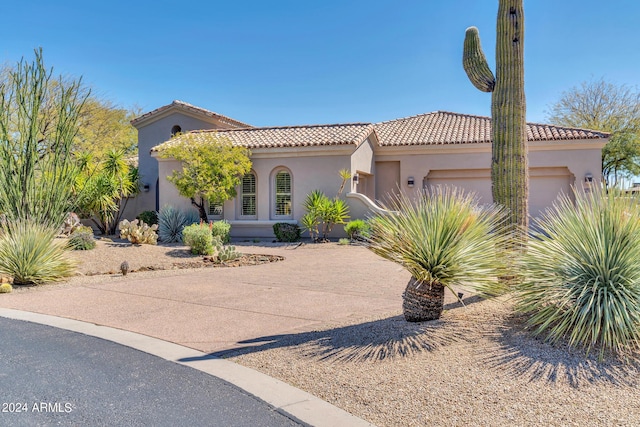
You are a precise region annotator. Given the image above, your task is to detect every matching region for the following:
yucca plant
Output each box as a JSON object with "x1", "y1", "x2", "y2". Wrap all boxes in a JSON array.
[
  {"x1": 368, "y1": 187, "x2": 508, "y2": 322},
  {"x1": 0, "y1": 220, "x2": 77, "y2": 285},
  {"x1": 516, "y1": 188, "x2": 640, "y2": 360}
]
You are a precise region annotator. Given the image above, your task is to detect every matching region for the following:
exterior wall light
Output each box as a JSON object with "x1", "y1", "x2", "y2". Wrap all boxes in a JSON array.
[
  {"x1": 353, "y1": 174, "x2": 359, "y2": 184},
  {"x1": 407, "y1": 176, "x2": 415, "y2": 188},
  {"x1": 584, "y1": 173, "x2": 593, "y2": 183},
  {"x1": 143, "y1": 183, "x2": 151, "y2": 192}
]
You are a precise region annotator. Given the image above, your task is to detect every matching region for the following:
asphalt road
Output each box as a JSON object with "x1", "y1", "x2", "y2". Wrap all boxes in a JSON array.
[{"x1": 0, "y1": 317, "x2": 302, "y2": 427}]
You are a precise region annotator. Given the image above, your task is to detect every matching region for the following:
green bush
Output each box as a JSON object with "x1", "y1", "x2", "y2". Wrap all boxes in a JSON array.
[
  {"x1": 68, "y1": 225, "x2": 96, "y2": 250},
  {"x1": 119, "y1": 219, "x2": 158, "y2": 245},
  {"x1": 183, "y1": 223, "x2": 217, "y2": 255},
  {"x1": 338, "y1": 238, "x2": 351, "y2": 245},
  {"x1": 0, "y1": 283, "x2": 12, "y2": 293},
  {"x1": 0, "y1": 220, "x2": 77, "y2": 285},
  {"x1": 516, "y1": 189, "x2": 640, "y2": 359},
  {"x1": 273, "y1": 222, "x2": 301, "y2": 242},
  {"x1": 136, "y1": 210, "x2": 158, "y2": 226},
  {"x1": 211, "y1": 220, "x2": 231, "y2": 244},
  {"x1": 344, "y1": 219, "x2": 371, "y2": 240},
  {"x1": 158, "y1": 205, "x2": 199, "y2": 243}
]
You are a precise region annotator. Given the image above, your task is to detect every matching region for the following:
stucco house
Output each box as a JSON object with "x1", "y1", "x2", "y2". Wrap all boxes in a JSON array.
[{"x1": 130, "y1": 100, "x2": 608, "y2": 238}]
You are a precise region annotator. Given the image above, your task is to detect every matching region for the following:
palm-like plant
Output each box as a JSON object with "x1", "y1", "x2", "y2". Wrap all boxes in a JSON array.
[
  {"x1": 302, "y1": 190, "x2": 350, "y2": 242},
  {"x1": 368, "y1": 187, "x2": 508, "y2": 322},
  {"x1": 75, "y1": 150, "x2": 139, "y2": 234},
  {"x1": 516, "y1": 188, "x2": 640, "y2": 359}
]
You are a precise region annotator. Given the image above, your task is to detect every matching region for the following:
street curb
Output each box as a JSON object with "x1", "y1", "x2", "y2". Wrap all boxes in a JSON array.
[{"x1": 0, "y1": 308, "x2": 375, "y2": 427}]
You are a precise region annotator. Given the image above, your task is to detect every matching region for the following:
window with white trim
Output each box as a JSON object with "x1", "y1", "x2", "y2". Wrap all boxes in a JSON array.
[
  {"x1": 240, "y1": 172, "x2": 257, "y2": 217},
  {"x1": 273, "y1": 169, "x2": 292, "y2": 218}
]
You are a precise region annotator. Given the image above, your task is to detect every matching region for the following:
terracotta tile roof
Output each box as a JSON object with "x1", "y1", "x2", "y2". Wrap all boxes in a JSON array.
[
  {"x1": 131, "y1": 100, "x2": 251, "y2": 129},
  {"x1": 374, "y1": 111, "x2": 610, "y2": 146},
  {"x1": 152, "y1": 123, "x2": 375, "y2": 151}
]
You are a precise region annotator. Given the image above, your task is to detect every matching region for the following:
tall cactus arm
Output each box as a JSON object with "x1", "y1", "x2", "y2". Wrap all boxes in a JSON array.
[{"x1": 463, "y1": 27, "x2": 495, "y2": 92}]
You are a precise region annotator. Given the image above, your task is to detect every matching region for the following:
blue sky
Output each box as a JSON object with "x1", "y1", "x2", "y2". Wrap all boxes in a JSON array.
[{"x1": 1, "y1": 1, "x2": 638, "y2": 127}]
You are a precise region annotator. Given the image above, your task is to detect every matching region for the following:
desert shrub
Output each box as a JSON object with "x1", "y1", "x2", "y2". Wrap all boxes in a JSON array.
[
  {"x1": 211, "y1": 220, "x2": 231, "y2": 244},
  {"x1": 367, "y1": 187, "x2": 508, "y2": 320},
  {"x1": 338, "y1": 238, "x2": 351, "y2": 245},
  {"x1": 516, "y1": 188, "x2": 640, "y2": 359},
  {"x1": 119, "y1": 219, "x2": 158, "y2": 245},
  {"x1": 68, "y1": 225, "x2": 96, "y2": 250},
  {"x1": 0, "y1": 220, "x2": 77, "y2": 285},
  {"x1": 0, "y1": 283, "x2": 12, "y2": 293},
  {"x1": 344, "y1": 219, "x2": 371, "y2": 240},
  {"x1": 158, "y1": 205, "x2": 199, "y2": 243},
  {"x1": 136, "y1": 210, "x2": 158, "y2": 226},
  {"x1": 273, "y1": 222, "x2": 301, "y2": 242},
  {"x1": 183, "y1": 223, "x2": 218, "y2": 255}
]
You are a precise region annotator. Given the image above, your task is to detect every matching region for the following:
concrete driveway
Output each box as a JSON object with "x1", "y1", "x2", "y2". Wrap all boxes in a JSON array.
[{"x1": 0, "y1": 243, "x2": 414, "y2": 354}]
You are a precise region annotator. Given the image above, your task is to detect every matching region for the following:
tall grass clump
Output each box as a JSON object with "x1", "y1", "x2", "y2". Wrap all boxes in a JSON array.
[
  {"x1": 368, "y1": 186, "x2": 508, "y2": 321},
  {"x1": 516, "y1": 188, "x2": 640, "y2": 359},
  {"x1": 0, "y1": 220, "x2": 76, "y2": 284},
  {"x1": 158, "y1": 205, "x2": 199, "y2": 243}
]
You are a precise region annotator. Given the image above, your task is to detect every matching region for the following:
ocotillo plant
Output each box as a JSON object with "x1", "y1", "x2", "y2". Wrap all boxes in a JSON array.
[{"x1": 462, "y1": 0, "x2": 528, "y2": 244}]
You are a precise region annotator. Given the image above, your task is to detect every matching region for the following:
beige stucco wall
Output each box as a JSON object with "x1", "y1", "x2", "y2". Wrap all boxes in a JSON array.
[
  {"x1": 371, "y1": 140, "x2": 604, "y2": 218},
  {"x1": 350, "y1": 137, "x2": 376, "y2": 198},
  {"x1": 155, "y1": 145, "x2": 355, "y2": 238}
]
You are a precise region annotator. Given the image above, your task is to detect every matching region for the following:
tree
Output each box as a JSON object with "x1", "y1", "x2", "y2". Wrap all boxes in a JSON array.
[
  {"x1": 463, "y1": 0, "x2": 528, "y2": 246},
  {"x1": 546, "y1": 78, "x2": 640, "y2": 187},
  {"x1": 0, "y1": 48, "x2": 88, "y2": 227},
  {"x1": 74, "y1": 150, "x2": 139, "y2": 234},
  {"x1": 74, "y1": 98, "x2": 140, "y2": 158},
  {"x1": 157, "y1": 133, "x2": 252, "y2": 221}
]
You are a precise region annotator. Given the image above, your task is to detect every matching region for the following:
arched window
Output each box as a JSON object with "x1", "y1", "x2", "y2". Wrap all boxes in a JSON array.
[
  {"x1": 171, "y1": 125, "x2": 182, "y2": 137},
  {"x1": 272, "y1": 168, "x2": 292, "y2": 219},
  {"x1": 240, "y1": 172, "x2": 257, "y2": 218}
]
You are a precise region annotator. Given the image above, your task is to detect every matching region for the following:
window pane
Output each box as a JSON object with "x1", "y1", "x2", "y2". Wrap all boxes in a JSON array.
[
  {"x1": 274, "y1": 171, "x2": 292, "y2": 217},
  {"x1": 241, "y1": 173, "x2": 256, "y2": 216},
  {"x1": 276, "y1": 172, "x2": 291, "y2": 193},
  {"x1": 242, "y1": 195, "x2": 256, "y2": 216},
  {"x1": 242, "y1": 174, "x2": 256, "y2": 193},
  {"x1": 276, "y1": 195, "x2": 291, "y2": 216}
]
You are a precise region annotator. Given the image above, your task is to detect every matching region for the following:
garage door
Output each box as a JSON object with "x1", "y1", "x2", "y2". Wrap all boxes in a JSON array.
[{"x1": 424, "y1": 167, "x2": 574, "y2": 218}]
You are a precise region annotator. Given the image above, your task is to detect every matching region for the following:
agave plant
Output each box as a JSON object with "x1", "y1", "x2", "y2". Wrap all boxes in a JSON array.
[
  {"x1": 158, "y1": 205, "x2": 199, "y2": 243},
  {"x1": 368, "y1": 187, "x2": 508, "y2": 322},
  {"x1": 0, "y1": 220, "x2": 77, "y2": 285},
  {"x1": 516, "y1": 188, "x2": 640, "y2": 359}
]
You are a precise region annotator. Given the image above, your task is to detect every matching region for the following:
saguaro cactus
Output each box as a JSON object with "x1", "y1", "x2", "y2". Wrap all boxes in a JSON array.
[{"x1": 463, "y1": 0, "x2": 528, "y2": 241}]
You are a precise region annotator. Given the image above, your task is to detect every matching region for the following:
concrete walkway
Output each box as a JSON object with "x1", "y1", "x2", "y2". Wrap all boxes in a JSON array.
[{"x1": 0, "y1": 243, "x2": 430, "y2": 426}]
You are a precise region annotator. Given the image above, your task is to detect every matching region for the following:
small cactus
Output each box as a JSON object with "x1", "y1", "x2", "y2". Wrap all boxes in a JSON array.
[
  {"x1": 119, "y1": 219, "x2": 158, "y2": 245},
  {"x1": 120, "y1": 261, "x2": 130, "y2": 276},
  {"x1": 215, "y1": 242, "x2": 241, "y2": 262}
]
